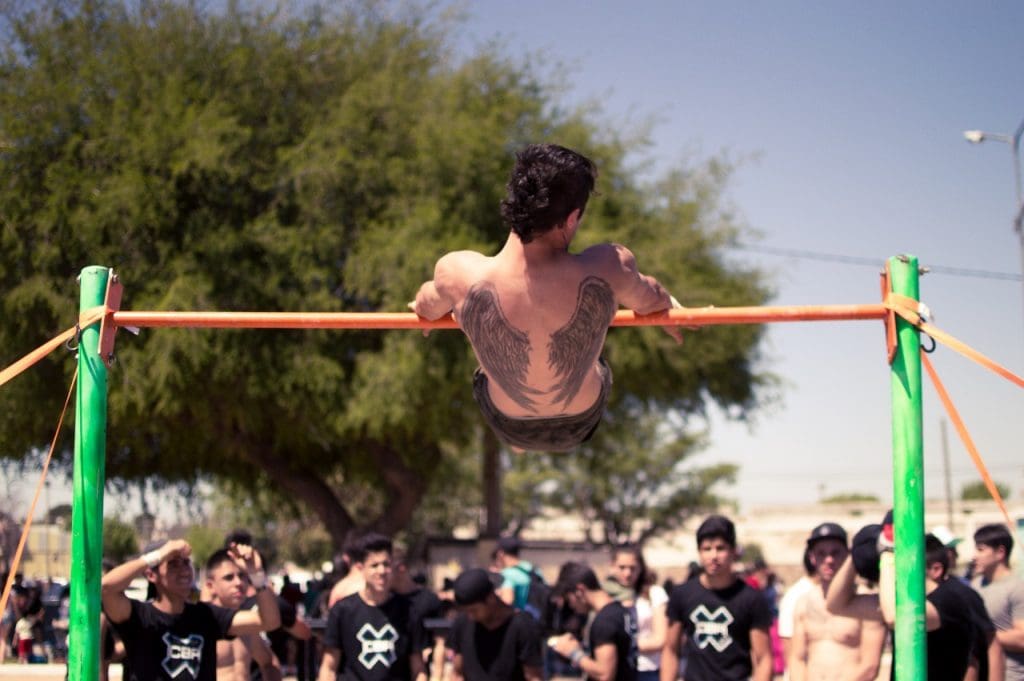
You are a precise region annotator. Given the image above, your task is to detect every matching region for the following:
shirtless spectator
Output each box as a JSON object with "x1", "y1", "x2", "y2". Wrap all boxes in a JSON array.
[
  {"x1": 789, "y1": 523, "x2": 885, "y2": 681},
  {"x1": 203, "y1": 549, "x2": 282, "y2": 681},
  {"x1": 328, "y1": 540, "x2": 365, "y2": 609},
  {"x1": 412, "y1": 143, "x2": 683, "y2": 452},
  {"x1": 101, "y1": 539, "x2": 279, "y2": 681}
]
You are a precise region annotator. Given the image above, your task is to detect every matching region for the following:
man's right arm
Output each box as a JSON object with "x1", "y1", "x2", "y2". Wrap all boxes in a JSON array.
[
  {"x1": 101, "y1": 538, "x2": 190, "y2": 624},
  {"x1": 660, "y1": 620, "x2": 683, "y2": 681},
  {"x1": 600, "y1": 244, "x2": 683, "y2": 343}
]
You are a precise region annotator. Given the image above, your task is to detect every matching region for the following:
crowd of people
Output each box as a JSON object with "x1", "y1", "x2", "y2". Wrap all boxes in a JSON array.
[{"x1": 48, "y1": 511, "x2": 1017, "y2": 681}]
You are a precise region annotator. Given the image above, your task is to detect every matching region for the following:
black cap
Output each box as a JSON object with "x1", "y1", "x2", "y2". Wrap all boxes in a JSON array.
[
  {"x1": 453, "y1": 568, "x2": 503, "y2": 606},
  {"x1": 850, "y1": 524, "x2": 882, "y2": 582},
  {"x1": 496, "y1": 536, "x2": 521, "y2": 555},
  {"x1": 807, "y1": 523, "x2": 848, "y2": 547}
]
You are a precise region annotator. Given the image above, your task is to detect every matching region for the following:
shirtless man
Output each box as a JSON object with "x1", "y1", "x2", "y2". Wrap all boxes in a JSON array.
[
  {"x1": 412, "y1": 143, "x2": 682, "y2": 452},
  {"x1": 789, "y1": 523, "x2": 885, "y2": 681},
  {"x1": 204, "y1": 549, "x2": 282, "y2": 681}
]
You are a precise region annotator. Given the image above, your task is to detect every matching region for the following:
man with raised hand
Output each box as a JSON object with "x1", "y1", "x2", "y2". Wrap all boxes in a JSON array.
[
  {"x1": 203, "y1": 548, "x2": 283, "y2": 681},
  {"x1": 788, "y1": 523, "x2": 885, "y2": 681},
  {"x1": 412, "y1": 143, "x2": 683, "y2": 452},
  {"x1": 102, "y1": 538, "x2": 280, "y2": 681}
]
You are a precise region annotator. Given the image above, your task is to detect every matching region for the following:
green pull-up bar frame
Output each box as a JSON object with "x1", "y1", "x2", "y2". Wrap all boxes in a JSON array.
[{"x1": 66, "y1": 257, "x2": 928, "y2": 680}]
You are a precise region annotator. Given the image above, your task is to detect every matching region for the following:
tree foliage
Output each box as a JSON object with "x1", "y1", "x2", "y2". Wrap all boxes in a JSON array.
[
  {"x1": 0, "y1": 1, "x2": 771, "y2": 549},
  {"x1": 102, "y1": 516, "x2": 138, "y2": 563},
  {"x1": 961, "y1": 480, "x2": 1010, "y2": 502}
]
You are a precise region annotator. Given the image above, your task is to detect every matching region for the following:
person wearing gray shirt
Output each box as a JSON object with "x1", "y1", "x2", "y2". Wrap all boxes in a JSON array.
[{"x1": 973, "y1": 523, "x2": 1024, "y2": 680}]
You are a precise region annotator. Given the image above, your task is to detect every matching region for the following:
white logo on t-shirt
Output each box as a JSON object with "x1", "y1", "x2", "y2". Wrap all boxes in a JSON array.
[
  {"x1": 690, "y1": 604, "x2": 734, "y2": 652},
  {"x1": 161, "y1": 632, "x2": 203, "y2": 678},
  {"x1": 356, "y1": 622, "x2": 398, "y2": 669}
]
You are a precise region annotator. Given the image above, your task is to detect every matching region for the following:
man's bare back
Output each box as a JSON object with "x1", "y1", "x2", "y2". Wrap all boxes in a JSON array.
[{"x1": 412, "y1": 144, "x2": 680, "y2": 450}]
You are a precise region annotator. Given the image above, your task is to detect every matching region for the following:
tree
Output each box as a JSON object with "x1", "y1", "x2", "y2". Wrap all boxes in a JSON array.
[
  {"x1": 0, "y1": 1, "x2": 771, "y2": 549},
  {"x1": 504, "y1": 405, "x2": 737, "y2": 546},
  {"x1": 961, "y1": 480, "x2": 1011, "y2": 502},
  {"x1": 102, "y1": 517, "x2": 138, "y2": 563},
  {"x1": 822, "y1": 493, "x2": 880, "y2": 504}
]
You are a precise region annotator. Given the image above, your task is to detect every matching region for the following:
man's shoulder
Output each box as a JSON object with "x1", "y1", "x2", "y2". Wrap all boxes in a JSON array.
[{"x1": 436, "y1": 249, "x2": 489, "y2": 274}]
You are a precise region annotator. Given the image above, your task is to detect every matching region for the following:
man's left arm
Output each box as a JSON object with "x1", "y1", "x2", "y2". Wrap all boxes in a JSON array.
[
  {"x1": 750, "y1": 626, "x2": 774, "y2": 681},
  {"x1": 226, "y1": 545, "x2": 280, "y2": 635},
  {"x1": 996, "y1": 620, "x2": 1024, "y2": 652}
]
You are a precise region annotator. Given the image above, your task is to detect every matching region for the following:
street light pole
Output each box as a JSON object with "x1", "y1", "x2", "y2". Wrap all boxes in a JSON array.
[{"x1": 964, "y1": 117, "x2": 1024, "y2": 331}]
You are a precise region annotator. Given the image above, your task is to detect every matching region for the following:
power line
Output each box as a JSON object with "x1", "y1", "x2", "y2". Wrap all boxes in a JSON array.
[{"x1": 731, "y1": 244, "x2": 1023, "y2": 282}]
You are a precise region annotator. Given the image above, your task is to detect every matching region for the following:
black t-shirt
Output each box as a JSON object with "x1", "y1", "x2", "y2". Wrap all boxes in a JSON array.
[
  {"x1": 924, "y1": 578, "x2": 981, "y2": 681},
  {"x1": 588, "y1": 600, "x2": 637, "y2": 681},
  {"x1": 323, "y1": 592, "x2": 419, "y2": 680},
  {"x1": 666, "y1": 578, "x2": 773, "y2": 681},
  {"x1": 109, "y1": 599, "x2": 235, "y2": 681},
  {"x1": 448, "y1": 610, "x2": 542, "y2": 681},
  {"x1": 407, "y1": 587, "x2": 442, "y2": 652}
]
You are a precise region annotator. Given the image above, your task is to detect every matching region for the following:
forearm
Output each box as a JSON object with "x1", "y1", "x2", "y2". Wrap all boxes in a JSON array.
[
  {"x1": 101, "y1": 557, "x2": 148, "y2": 594},
  {"x1": 751, "y1": 650, "x2": 774, "y2": 681},
  {"x1": 825, "y1": 556, "x2": 858, "y2": 615},
  {"x1": 878, "y1": 552, "x2": 896, "y2": 627},
  {"x1": 254, "y1": 587, "x2": 281, "y2": 631},
  {"x1": 660, "y1": 645, "x2": 679, "y2": 681},
  {"x1": 577, "y1": 654, "x2": 615, "y2": 681},
  {"x1": 996, "y1": 627, "x2": 1024, "y2": 652}
]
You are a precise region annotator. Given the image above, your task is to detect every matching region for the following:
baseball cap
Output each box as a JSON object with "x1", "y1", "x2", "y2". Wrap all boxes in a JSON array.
[
  {"x1": 806, "y1": 522, "x2": 848, "y2": 547},
  {"x1": 850, "y1": 524, "x2": 882, "y2": 582},
  {"x1": 453, "y1": 568, "x2": 503, "y2": 606},
  {"x1": 931, "y1": 525, "x2": 962, "y2": 548}
]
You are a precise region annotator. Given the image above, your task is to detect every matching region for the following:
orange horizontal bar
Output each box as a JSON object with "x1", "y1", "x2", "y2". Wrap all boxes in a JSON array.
[{"x1": 111, "y1": 303, "x2": 888, "y2": 330}]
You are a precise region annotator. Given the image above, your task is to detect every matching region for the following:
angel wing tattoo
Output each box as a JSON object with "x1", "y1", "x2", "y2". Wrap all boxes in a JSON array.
[
  {"x1": 461, "y1": 282, "x2": 543, "y2": 412},
  {"x1": 547, "y1": 277, "x2": 616, "y2": 407}
]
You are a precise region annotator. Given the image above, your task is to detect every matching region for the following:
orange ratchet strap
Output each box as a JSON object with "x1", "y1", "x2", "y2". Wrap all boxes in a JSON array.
[
  {"x1": 0, "y1": 369, "x2": 77, "y2": 619},
  {"x1": 921, "y1": 353, "x2": 1013, "y2": 527},
  {"x1": 884, "y1": 293, "x2": 1024, "y2": 390},
  {"x1": 0, "y1": 306, "x2": 105, "y2": 389}
]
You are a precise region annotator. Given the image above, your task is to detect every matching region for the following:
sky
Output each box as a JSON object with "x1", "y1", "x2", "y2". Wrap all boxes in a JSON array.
[
  {"x1": 4, "y1": 1, "x2": 1022, "y2": 523},
  {"x1": 448, "y1": 1, "x2": 1024, "y2": 509}
]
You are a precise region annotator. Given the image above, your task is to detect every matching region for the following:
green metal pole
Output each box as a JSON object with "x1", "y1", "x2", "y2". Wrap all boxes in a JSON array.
[
  {"x1": 68, "y1": 266, "x2": 108, "y2": 681},
  {"x1": 889, "y1": 255, "x2": 926, "y2": 681}
]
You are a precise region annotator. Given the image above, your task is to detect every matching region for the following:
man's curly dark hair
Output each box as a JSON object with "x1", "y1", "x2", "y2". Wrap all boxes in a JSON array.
[{"x1": 500, "y1": 144, "x2": 597, "y2": 244}]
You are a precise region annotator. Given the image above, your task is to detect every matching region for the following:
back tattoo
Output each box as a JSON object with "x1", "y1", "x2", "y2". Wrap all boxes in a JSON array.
[{"x1": 461, "y1": 277, "x2": 616, "y2": 412}]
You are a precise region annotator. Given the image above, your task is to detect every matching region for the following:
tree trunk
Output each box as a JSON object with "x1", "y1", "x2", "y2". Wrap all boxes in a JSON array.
[
  {"x1": 482, "y1": 428, "x2": 502, "y2": 538},
  {"x1": 245, "y1": 445, "x2": 356, "y2": 549}
]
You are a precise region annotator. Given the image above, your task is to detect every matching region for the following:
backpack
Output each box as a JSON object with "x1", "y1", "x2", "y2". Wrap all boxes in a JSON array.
[{"x1": 515, "y1": 564, "x2": 552, "y2": 622}]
